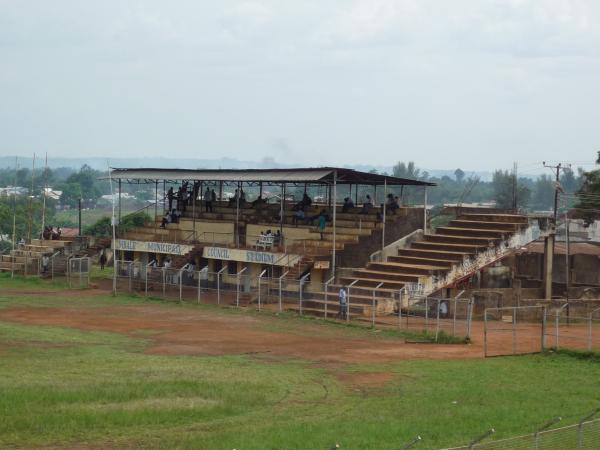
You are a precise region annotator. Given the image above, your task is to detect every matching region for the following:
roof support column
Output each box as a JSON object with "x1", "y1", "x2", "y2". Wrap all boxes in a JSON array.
[
  {"x1": 423, "y1": 185, "x2": 428, "y2": 235},
  {"x1": 154, "y1": 180, "x2": 158, "y2": 232},
  {"x1": 332, "y1": 170, "x2": 337, "y2": 277},
  {"x1": 382, "y1": 177, "x2": 387, "y2": 253},
  {"x1": 280, "y1": 183, "x2": 285, "y2": 241},
  {"x1": 236, "y1": 181, "x2": 240, "y2": 248},
  {"x1": 193, "y1": 181, "x2": 199, "y2": 240},
  {"x1": 118, "y1": 179, "x2": 122, "y2": 237}
]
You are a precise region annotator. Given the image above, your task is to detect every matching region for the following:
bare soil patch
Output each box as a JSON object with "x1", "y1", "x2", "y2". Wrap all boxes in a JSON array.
[{"x1": 0, "y1": 302, "x2": 482, "y2": 365}]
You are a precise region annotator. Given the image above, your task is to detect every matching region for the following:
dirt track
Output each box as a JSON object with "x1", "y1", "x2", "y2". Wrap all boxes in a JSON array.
[{"x1": 0, "y1": 293, "x2": 483, "y2": 364}]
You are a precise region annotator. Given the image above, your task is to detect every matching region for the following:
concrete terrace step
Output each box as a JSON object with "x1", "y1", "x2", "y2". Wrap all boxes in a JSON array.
[
  {"x1": 340, "y1": 276, "x2": 408, "y2": 289},
  {"x1": 435, "y1": 227, "x2": 511, "y2": 238},
  {"x1": 350, "y1": 269, "x2": 421, "y2": 282},
  {"x1": 424, "y1": 234, "x2": 499, "y2": 246},
  {"x1": 449, "y1": 219, "x2": 525, "y2": 231},
  {"x1": 368, "y1": 261, "x2": 450, "y2": 274},
  {"x1": 387, "y1": 255, "x2": 454, "y2": 269},
  {"x1": 411, "y1": 241, "x2": 483, "y2": 254},
  {"x1": 458, "y1": 213, "x2": 528, "y2": 224},
  {"x1": 396, "y1": 248, "x2": 471, "y2": 261}
]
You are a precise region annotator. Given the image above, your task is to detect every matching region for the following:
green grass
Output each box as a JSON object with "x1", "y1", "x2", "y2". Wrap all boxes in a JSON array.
[
  {"x1": 1, "y1": 292, "x2": 600, "y2": 449},
  {"x1": 0, "y1": 272, "x2": 68, "y2": 290}
]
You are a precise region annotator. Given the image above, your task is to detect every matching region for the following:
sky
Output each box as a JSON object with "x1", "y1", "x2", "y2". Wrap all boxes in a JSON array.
[{"x1": 1, "y1": 0, "x2": 599, "y2": 172}]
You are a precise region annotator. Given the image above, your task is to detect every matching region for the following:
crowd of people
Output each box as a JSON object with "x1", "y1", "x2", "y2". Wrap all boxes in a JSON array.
[
  {"x1": 41, "y1": 226, "x2": 62, "y2": 240},
  {"x1": 159, "y1": 183, "x2": 402, "y2": 236}
]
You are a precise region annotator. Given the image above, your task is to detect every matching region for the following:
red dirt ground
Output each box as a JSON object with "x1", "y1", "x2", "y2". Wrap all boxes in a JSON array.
[
  {"x1": 0, "y1": 291, "x2": 482, "y2": 365},
  {"x1": 2, "y1": 287, "x2": 594, "y2": 367}
]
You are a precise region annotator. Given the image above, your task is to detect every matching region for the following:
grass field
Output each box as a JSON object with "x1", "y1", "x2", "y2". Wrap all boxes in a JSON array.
[{"x1": 1, "y1": 280, "x2": 600, "y2": 449}]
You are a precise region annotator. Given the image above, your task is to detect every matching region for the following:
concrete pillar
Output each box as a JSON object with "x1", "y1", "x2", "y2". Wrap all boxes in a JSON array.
[{"x1": 544, "y1": 234, "x2": 555, "y2": 300}]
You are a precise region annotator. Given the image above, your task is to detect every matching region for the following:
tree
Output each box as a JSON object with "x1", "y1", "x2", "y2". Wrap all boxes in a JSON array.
[
  {"x1": 531, "y1": 175, "x2": 555, "y2": 211},
  {"x1": 58, "y1": 165, "x2": 104, "y2": 208},
  {"x1": 575, "y1": 151, "x2": 600, "y2": 225},
  {"x1": 492, "y1": 170, "x2": 530, "y2": 209},
  {"x1": 393, "y1": 162, "x2": 421, "y2": 180},
  {"x1": 454, "y1": 168, "x2": 465, "y2": 183}
]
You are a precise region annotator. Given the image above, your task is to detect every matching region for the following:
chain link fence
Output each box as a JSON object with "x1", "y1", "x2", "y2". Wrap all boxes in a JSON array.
[
  {"x1": 484, "y1": 306, "x2": 546, "y2": 357},
  {"x1": 113, "y1": 260, "x2": 472, "y2": 341},
  {"x1": 484, "y1": 303, "x2": 600, "y2": 357},
  {"x1": 445, "y1": 414, "x2": 600, "y2": 450}
]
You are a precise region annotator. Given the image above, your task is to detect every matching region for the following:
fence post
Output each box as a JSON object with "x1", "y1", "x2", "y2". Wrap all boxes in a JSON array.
[
  {"x1": 589, "y1": 313, "x2": 593, "y2": 351},
  {"x1": 258, "y1": 269, "x2": 267, "y2": 311},
  {"x1": 512, "y1": 306, "x2": 517, "y2": 355},
  {"x1": 162, "y1": 268, "x2": 166, "y2": 297},
  {"x1": 542, "y1": 307, "x2": 547, "y2": 352},
  {"x1": 346, "y1": 279, "x2": 359, "y2": 323},
  {"x1": 534, "y1": 417, "x2": 562, "y2": 450},
  {"x1": 371, "y1": 282, "x2": 383, "y2": 328},
  {"x1": 398, "y1": 287, "x2": 405, "y2": 330},
  {"x1": 324, "y1": 276, "x2": 335, "y2": 320},
  {"x1": 236, "y1": 267, "x2": 247, "y2": 307},
  {"x1": 179, "y1": 268, "x2": 183, "y2": 302},
  {"x1": 578, "y1": 409, "x2": 600, "y2": 450},
  {"x1": 197, "y1": 271, "x2": 202, "y2": 304},
  {"x1": 555, "y1": 311, "x2": 560, "y2": 349},
  {"x1": 425, "y1": 297, "x2": 429, "y2": 332},
  {"x1": 484, "y1": 309, "x2": 488, "y2": 357},
  {"x1": 468, "y1": 429, "x2": 495, "y2": 450},
  {"x1": 217, "y1": 265, "x2": 227, "y2": 305},
  {"x1": 435, "y1": 299, "x2": 441, "y2": 342},
  {"x1": 466, "y1": 299, "x2": 473, "y2": 340},
  {"x1": 128, "y1": 261, "x2": 132, "y2": 292},
  {"x1": 299, "y1": 273, "x2": 310, "y2": 316}
]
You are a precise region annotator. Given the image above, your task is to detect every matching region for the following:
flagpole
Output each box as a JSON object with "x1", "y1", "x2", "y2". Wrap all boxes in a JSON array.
[
  {"x1": 41, "y1": 153, "x2": 48, "y2": 239},
  {"x1": 27, "y1": 153, "x2": 36, "y2": 242},
  {"x1": 108, "y1": 163, "x2": 117, "y2": 295}
]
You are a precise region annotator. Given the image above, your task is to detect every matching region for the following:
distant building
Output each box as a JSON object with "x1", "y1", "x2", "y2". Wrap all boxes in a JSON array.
[{"x1": 0, "y1": 186, "x2": 29, "y2": 197}]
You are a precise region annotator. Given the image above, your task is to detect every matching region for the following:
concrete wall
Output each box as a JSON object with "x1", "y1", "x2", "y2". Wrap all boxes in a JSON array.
[{"x1": 338, "y1": 207, "x2": 424, "y2": 268}]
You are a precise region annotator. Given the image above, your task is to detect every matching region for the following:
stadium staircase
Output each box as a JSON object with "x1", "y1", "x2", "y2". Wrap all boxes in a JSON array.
[
  {"x1": 0, "y1": 238, "x2": 77, "y2": 275},
  {"x1": 289, "y1": 212, "x2": 531, "y2": 319}
]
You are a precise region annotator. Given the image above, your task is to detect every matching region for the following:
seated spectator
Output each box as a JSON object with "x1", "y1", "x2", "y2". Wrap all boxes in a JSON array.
[
  {"x1": 342, "y1": 197, "x2": 354, "y2": 213},
  {"x1": 251, "y1": 195, "x2": 266, "y2": 208},
  {"x1": 160, "y1": 212, "x2": 171, "y2": 228},
  {"x1": 386, "y1": 193, "x2": 399, "y2": 215}
]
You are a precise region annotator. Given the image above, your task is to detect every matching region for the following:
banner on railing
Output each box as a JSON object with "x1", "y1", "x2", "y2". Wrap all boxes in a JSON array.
[
  {"x1": 203, "y1": 246, "x2": 301, "y2": 267},
  {"x1": 113, "y1": 239, "x2": 194, "y2": 255}
]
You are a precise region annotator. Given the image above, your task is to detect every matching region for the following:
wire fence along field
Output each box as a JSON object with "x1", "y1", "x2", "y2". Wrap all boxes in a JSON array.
[
  {"x1": 445, "y1": 411, "x2": 600, "y2": 450},
  {"x1": 484, "y1": 304, "x2": 600, "y2": 357},
  {"x1": 113, "y1": 260, "x2": 473, "y2": 341}
]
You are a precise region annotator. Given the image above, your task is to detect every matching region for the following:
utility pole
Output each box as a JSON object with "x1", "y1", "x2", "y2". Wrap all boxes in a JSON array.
[
  {"x1": 543, "y1": 161, "x2": 563, "y2": 225},
  {"x1": 511, "y1": 162, "x2": 518, "y2": 211}
]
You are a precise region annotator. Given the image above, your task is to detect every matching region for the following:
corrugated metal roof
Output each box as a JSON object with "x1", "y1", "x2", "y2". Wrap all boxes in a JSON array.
[{"x1": 107, "y1": 167, "x2": 435, "y2": 186}]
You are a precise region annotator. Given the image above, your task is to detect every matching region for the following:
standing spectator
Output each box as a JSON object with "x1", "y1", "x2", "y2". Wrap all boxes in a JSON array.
[
  {"x1": 167, "y1": 187, "x2": 174, "y2": 210},
  {"x1": 204, "y1": 187, "x2": 212, "y2": 212},
  {"x1": 99, "y1": 251, "x2": 107, "y2": 270},
  {"x1": 317, "y1": 210, "x2": 328, "y2": 239},
  {"x1": 42, "y1": 254, "x2": 49, "y2": 273},
  {"x1": 211, "y1": 189, "x2": 216, "y2": 204},
  {"x1": 338, "y1": 287, "x2": 348, "y2": 320}
]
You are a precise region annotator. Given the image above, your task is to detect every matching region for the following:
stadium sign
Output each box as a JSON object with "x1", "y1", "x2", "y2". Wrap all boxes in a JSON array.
[
  {"x1": 203, "y1": 246, "x2": 300, "y2": 267},
  {"x1": 112, "y1": 239, "x2": 194, "y2": 256}
]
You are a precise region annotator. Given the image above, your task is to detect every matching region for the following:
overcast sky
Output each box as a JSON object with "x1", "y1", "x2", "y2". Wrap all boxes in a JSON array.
[{"x1": 1, "y1": 0, "x2": 599, "y2": 171}]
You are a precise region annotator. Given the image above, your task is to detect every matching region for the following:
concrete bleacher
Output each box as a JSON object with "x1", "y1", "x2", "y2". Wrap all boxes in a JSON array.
[
  {"x1": 0, "y1": 238, "x2": 76, "y2": 274},
  {"x1": 293, "y1": 212, "x2": 529, "y2": 318}
]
